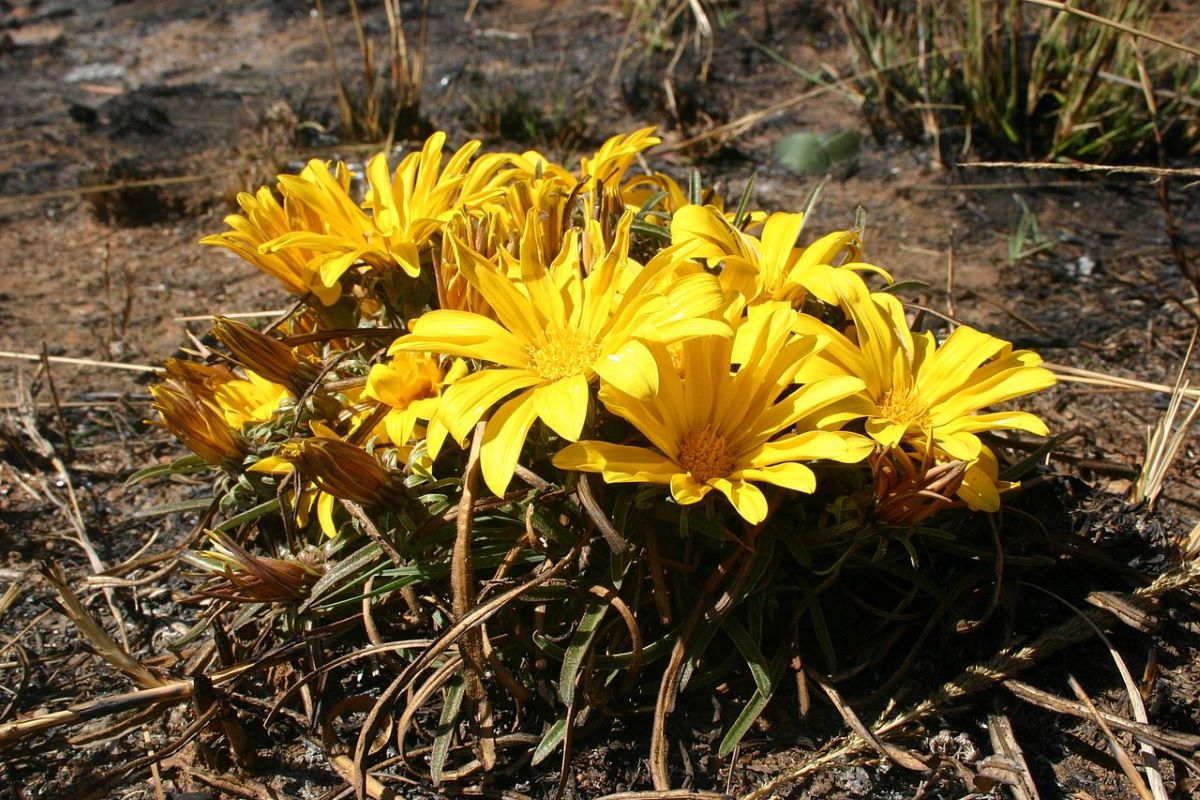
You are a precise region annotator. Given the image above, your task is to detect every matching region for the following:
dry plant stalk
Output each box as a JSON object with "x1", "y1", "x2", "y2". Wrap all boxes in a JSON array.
[{"x1": 1131, "y1": 331, "x2": 1199, "y2": 508}]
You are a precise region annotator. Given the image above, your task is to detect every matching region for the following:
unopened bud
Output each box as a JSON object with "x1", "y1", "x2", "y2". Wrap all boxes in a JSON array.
[{"x1": 212, "y1": 316, "x2": 316, "y2": 393}]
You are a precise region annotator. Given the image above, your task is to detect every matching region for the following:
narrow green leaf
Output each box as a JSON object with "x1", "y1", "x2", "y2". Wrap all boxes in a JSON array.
[
  {"x1": 559, "y1": 601, "x2": 609, "y2": 706},
  {"x1": 724, "y1": 617, "x2": 771, "y2": 695},
  {"x1": 531, "y1": 718, "x2": 568, "y2": 766},
  {"x1": 717, "y1": 645, "x2": 789, "y2": 758},
  {"x1": 214, "y1": 498, "x2": 281, "y2": 532},
  {"x1": 717, "y1": 689, "x2": 770, "y2": 758},
  {"x1": 135, "y1": 497, "x2": 213, "y2": 518},
  {"x1": 430, "y1": 677, "x2": 466, "y2": 784},
  {"x1": 125, "y1": 454, "x2": 210, "y2": 486},
  {"x1": 301, "y1": 541, "x2": 384, "y2": 612}
]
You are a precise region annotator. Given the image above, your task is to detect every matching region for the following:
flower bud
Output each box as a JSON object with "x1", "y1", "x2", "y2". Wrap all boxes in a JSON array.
[
  {"x1": 212, "y1": 316, "x2": 316, "y2": 394},
  {"x1": 872, "y1": 447, "x2": 967, "y2": 526},
  {"x1": 150, "y1": 382, "x2": 247, "y2": 469},
  {"x1": 277, "y1": 438, "x2": 395, "y2": 506}
]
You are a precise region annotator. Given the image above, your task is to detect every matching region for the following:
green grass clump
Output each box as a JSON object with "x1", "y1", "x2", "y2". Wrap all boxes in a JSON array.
[{"x1": 841, "y1": 0, "x2": 1200, "y2": 162}]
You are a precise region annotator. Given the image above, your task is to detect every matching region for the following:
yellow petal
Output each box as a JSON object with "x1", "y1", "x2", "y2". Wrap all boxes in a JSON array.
[
  {"x1": 317, "y1": 492, "x2": 339, "y2": 538},
  {"x1": 710, "y1": 478, "x2": 768, "y2": 524},
  {"x1": 553, "y1": 441, "x2": 679, "y2": 484},
  {"x1": 669, "y1": 472, "x2": 711, "y2": 505},
  {"x1": 938, "y1": 410, "x2": 1049, "y2": 437},
  {"x1": 957, "y1": 462, "x2": 1001, "y2": 512},
  {"x1": 248, "y1": 456, "x2": 294, "y2": 474},
  {"x1": 393, "y1": 310, "x2": 532, "y2": 368},
  {"x1": 480, "y1": 390, "x2": 540, "y2": 496},
  {"x1": 595, "y1": 339, "x2": 660, "y2": 400},
  {"x1": 737, "y1": 462, "x2": 816, "y2": 495},
  {"x1": 439, "y1": 368, "x2": 543, "y2": 444},
  {"x1": 865, "y1": 417, "x2": 908, "y2": 449},
  {"x1": 532, "y1": 374, "x2": 590, "y2": 441}
]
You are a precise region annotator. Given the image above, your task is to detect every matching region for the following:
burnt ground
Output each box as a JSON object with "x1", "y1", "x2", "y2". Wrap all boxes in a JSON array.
[{"x1": 1, "y1": 0, "x2": 1199, "y2": 798}]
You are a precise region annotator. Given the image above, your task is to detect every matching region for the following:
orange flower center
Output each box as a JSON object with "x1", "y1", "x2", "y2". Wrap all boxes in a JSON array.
[
  {"x1": 877, "y1": 387, "x2": 930, "y2": 429},
  {"x1": 528, "y1": 328, "x2": 599, "y2": 381},
  {"x1": 678, "y1": 425, "x2": 736, "y2": 484}
]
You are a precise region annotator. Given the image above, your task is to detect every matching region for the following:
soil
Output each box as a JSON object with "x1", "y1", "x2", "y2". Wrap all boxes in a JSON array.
[{"x1": 1, "y1": 1, "x2": 1199, "y2": 798}]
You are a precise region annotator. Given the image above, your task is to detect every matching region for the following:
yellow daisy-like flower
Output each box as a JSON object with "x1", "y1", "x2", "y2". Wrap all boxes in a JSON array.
[
  {"x1": 389, "y1": 211, "x2": 729, "y2": 496},
  {"x1": 258, "y1": 159, "x2": 380, "y2": 294},
  {"x1": 793, "y1": 277, "x2": 1056, "y2": 511},
  {"x1": 362, "y1": 132, "x2": 508, "y2": 277},
  {"x1": 554, "y1": 303, "x2": 874, "y2": 524},
  {"x1": 363, "y1": 353, "x2": 467, "y2": 458},
  {"x1": 580, "y1": 127, "x2": 661, "y2": 189},
  {"x1": 213, "y1": 370, "x2": 293, "y2": 429},
  {"x1": 201, "y1": 185, "x2": 342, "y2": 305},
  {"x1": 669, "y1": 204, "x2": 887, "y2": 308}
]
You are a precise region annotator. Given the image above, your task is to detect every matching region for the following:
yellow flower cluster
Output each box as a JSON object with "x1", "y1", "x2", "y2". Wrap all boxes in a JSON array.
[{"x1": 160, "y1": 129, "x2": 1054, "y2": 536}]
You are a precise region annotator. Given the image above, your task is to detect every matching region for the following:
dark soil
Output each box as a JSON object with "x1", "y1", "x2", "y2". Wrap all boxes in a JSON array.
[{"x1": 1, "y1": 1, "x2": 1198, "y2": 798}]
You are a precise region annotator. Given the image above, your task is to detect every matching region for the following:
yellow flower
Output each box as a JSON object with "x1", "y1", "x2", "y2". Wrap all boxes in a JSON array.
[
  {"x1": 363, "y1": 353, "x2": 467, "y2": 457},
  {"x1": 793, "y1": 277, "x2": 1056, "y2": 511},
  {"x1": 200, "y1": 185, "x2": 342, "y2": 305},
  {"x1": 213, "y1": 370, "x2": 293, "y2": 429},
  {"x1": 554, "y1": 303, "x2": 873, "y2": 524},
  {"x1": 580, "y1": 127, "x2": 661, "y2": 189},
  {"x1": 389, "y1": 211, "x2": 729, "y2": 496},
  {"x1": 259, "y1": 158, "x2": 383, "y2": 292},
  {"x1": 362, "y1": 132, "x2": 509, "y2": 277},
  {"x1": 669, "y1": 204, "x2": 887, "y2": 308}
]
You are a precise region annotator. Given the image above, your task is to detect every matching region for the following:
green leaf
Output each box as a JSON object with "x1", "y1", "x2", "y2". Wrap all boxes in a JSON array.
[
  {"x1": 135, "y1": 497, "x2": 213, "y2": 518},
  {"x1": 214, "y1": 498, "x2": 281, "y2": 532},
  {"x1": 301, "y1": 541, "x2": 385, "y2": 612},
  {"x1": 717, "y1": 688, "x2": 771, "y2": 758},
  {"x1": 125, "y1": 454, "x2": 210, "y2": 486},
  {"x1": 724, "y1": 617, "x2": 771, "y2": 695},
  {"x1": 430, "y1": 677, "x2": 466, "y2": 784},
  {"x1": 559, "y1": 601, "x2": 609, "y2": 706},
  {"x1": 716, "y1": 645, "x2": 789, "y2": 758},
  {"x1": 531, "y1": 718, "x2": 568, "y2": 766},
  {"x1": 773, "y1": 130, "x2": 861, "y2": 175}
]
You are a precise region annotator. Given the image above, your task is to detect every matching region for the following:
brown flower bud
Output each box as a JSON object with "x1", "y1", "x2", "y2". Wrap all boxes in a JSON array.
[
  {"x1": 150, "y1": 382, "x2": 247, "y2": 468},
  {"x1": 872, "y1": 447, "x2": 967, "y2": 526},
  {"x1": 212, "y1": 316, "x2": 315, "y2": 393},
  {"x1": 278, "y1": 438, "x2": 395, "y2": 506}
]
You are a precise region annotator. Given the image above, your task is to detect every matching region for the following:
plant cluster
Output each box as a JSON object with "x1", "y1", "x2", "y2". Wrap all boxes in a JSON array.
[
  {"x1": 148, "y1": 128, "x2": 1056, "y2": 786},
  {"x1": 842, "y1": 0, "x2": 1200, "y2": 162}
]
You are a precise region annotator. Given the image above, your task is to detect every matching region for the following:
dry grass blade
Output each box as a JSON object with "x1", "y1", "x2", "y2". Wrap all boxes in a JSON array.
[
  {"x1": 1003, "y1": 679, "x2": 1200, "y2": 754},
  {"x1": 812, "y1": 674, "x2": 928, "y2": 772},
  {"x1": 961, "y1": 161, "x2": 1200, "y2": 180},
  {"x1": 1068, "y1": 676, "x2": 1156, "y2": 800},
  {"x1": 1131, "y1": 331, "x2": 1199, "y2": 508},
  {"x1": 1182, "y1": 521, "x2": 1200, "y2": 561},
  {"x1": 1047, "y1": 362, "x2": 1200, "y2": 399},
  {"x1": 38, "y1": 563, "x2": 163, "y2": 690},
  {"x1": 0, "y1": 350, "x2": 160, "y2": 374},
  {"x1": 0, "y1": 681, "x2": 191, "y2": 748}
]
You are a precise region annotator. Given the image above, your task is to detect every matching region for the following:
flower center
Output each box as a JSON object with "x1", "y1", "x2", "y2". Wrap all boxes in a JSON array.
[
  {"x1": 390, "y1": 355, "x2": 443, "y2": 408},
  {"x1": 877, "y1": 387, "x2": 930, "y2": 428},
  {"x1": 677, "y1": 425, "x2": 736, "y2": 484},
  {"x1": 528, "y1": 328, "x2": 600, "y2": 381}
]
